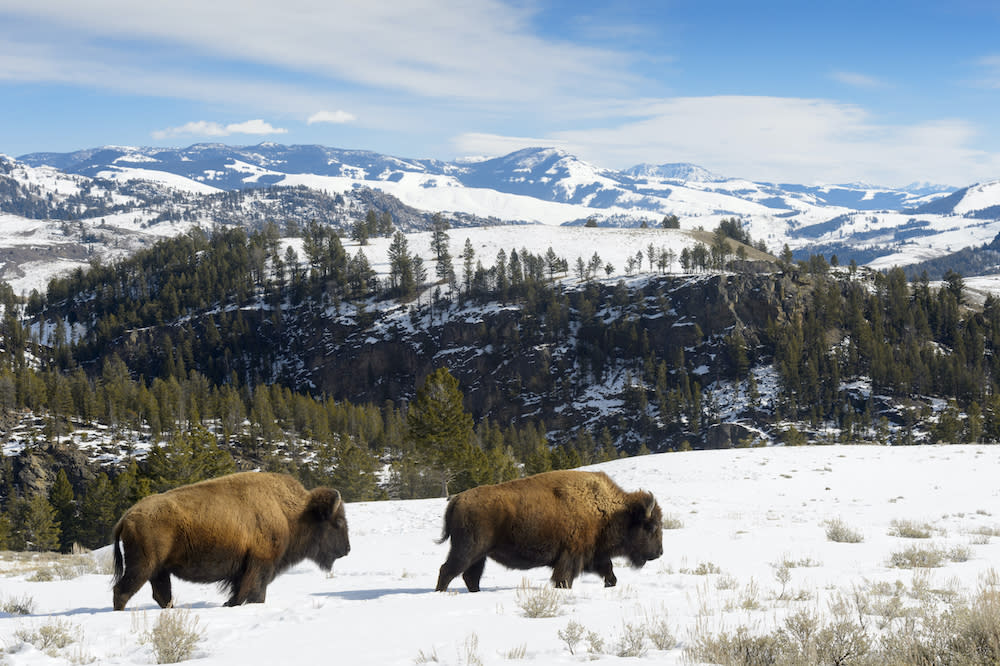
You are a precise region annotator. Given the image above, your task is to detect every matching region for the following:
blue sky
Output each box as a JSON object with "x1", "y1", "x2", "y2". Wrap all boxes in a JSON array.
[{"x1": 1, "y1": 0, "x2": 999, "y2": 187}]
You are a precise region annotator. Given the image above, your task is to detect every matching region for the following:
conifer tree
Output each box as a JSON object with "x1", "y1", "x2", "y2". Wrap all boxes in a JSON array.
[
  {"x1": 143, "y1": 425, "x2": 236, "y2": 493},
  {"x1": 49, "y1": 469, "x2": 77, "y2": 551},
  {"x1": 328, "y1": 443, "x2": 382, "y2": 502},
  {"x1": 9, "y1": 493, "x2": 61, "y2": 552},
  {"x1": 76, "y1": 472, "x2": 116, "y2": 548},
  {"x1": 406, "y1": 367, "x2": 474, "y2": 497}
]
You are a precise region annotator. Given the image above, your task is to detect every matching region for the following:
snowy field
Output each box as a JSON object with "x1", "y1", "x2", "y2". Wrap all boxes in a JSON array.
[{"x1": 3, "y1": 445, "x2": 1000, "y2": 664}]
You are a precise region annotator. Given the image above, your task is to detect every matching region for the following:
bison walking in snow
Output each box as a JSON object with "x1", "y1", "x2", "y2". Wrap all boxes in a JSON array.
[
  {"x1": 111, "y1": 472, "x2": 350, "y2": 610},
  {"x1": 435, "y1": 470, "x2": 663, "y2": 592}
]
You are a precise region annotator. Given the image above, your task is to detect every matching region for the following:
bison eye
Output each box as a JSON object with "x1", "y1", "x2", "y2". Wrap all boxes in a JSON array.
[{"x1": 334, "y1": 517, "x2": 347, "y2": 529}]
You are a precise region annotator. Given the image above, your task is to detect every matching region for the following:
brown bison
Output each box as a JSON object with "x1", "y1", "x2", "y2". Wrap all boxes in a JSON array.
[
  {"x1": 111, "y1": 472, "x2": 350, "y2": 610},
  {"x1": 435, "y1": 470, "x2": 663, "y2": 592}
]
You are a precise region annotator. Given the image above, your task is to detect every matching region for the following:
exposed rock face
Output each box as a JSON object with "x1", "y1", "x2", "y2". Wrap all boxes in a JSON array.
[
  {"x1": 703, "y1": 423, "x2": 761, "y2": 449},
  {"x1": 5, "y1": 439, "x2": 97, "y2": 499},
  {"x1": 98, "y1": 269, "x2": 816, "y2": 453},
  {"x1": 293, "y1": 272, "x2": 802, "y2": 450}
]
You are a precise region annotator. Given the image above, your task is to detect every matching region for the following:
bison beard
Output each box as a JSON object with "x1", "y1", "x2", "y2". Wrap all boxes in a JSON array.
[
  {"x1": 111, "y1": 472, "x2": 350, "y2": 610},
  {"x1": 435, "y1": 470, "x2": 663, "y2": 592}
]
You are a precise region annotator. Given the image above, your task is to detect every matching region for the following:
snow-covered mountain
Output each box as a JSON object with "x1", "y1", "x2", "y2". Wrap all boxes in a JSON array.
[
  {"x1": 6, "y1": 143, "x2": 1000, "y2": 289},
  {"x1": 18, "y1": 143, "x2": 959, "y2": 223},
  {"x1": 623, "y1": 162, "x2": 722, "y2": 182}
]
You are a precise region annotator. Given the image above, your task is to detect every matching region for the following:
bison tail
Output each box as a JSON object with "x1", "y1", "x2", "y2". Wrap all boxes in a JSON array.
[
  {"x1": 435, "y1": 496, "x2": 456, "y2": 545},
  {"x1": 111, "y1": 520, "x2": 125, "y2": 585}
]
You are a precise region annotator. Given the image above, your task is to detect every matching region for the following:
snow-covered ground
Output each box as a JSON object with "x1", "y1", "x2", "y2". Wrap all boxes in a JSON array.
[{"x1": 3, "y1": 445, "x2": 1000, "y2": 664}]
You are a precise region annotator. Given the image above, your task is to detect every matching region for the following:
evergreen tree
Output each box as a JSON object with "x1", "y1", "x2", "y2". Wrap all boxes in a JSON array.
[
  {"x1": 406, "y1": 367, "x2": 475, "y2": 497},
  {"x1": 9, "y1": 493, "x2": 61, "y2": 552},
  {"x1": 328, "y1": 443, "x2": 382, "y2": 502},
  {"x1": 76, "y1": 473, "x2": 117, "y2": 548},
  {"x1": 387, "y1": 231, "x2": 420, "y2": 300},
  {"x1": 49, "y1": 469, "x2": 77, "y2": 551},
  {"x1": 461, "y1": 239, "x2": 476, "y2": 295},
  {"x1": 143, "y1": 425, "x2": 236, "y2": 493}
]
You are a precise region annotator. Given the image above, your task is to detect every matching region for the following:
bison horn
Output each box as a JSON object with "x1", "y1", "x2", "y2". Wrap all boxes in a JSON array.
[
  {"x1": 644, "y1": 493, "x2": 657, "y2": 519},
  {"x1": 307, "y1": 488, "x2": 342, "y2": 521}
]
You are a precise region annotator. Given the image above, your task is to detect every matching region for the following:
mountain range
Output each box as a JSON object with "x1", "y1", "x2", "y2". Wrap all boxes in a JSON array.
[{"x1": 4, "y1": 142, "x2": 1000, "y2": 291}]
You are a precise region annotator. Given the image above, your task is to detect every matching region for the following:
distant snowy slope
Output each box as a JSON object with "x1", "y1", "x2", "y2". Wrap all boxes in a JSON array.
[
  {"x1": 624, "y1": 162, "x2": 722, "y2": 182},
  {"x1": 11, "y1": 142, "x2": 1000, "y2": 274}
]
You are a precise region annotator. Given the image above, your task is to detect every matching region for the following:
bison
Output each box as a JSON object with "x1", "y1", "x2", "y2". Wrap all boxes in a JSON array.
[
  {"x1": 435, "y1": 470, "x2": 663, "y2": 592},
  {"x1": 111, "y1": 471, "x2": 350, "y2": 610}
]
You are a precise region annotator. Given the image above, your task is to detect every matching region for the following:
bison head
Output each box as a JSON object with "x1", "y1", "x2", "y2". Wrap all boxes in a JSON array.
[
  {"x1": 624, "y1": 491, "x2": 664, "y2": 568},
  {"x1": 305, "y1": 488, "x2": 351, "y2": 571}
]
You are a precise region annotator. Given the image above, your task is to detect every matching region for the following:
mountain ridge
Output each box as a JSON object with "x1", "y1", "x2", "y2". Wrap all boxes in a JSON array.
[{"x1": 5, "y1": 143, "x2": 1000, "y2": 291}]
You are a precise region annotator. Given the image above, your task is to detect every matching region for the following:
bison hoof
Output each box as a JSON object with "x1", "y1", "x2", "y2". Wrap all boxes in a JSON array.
[{"x1": 604, "y1": 578, "x2": 617, "y2": 588}]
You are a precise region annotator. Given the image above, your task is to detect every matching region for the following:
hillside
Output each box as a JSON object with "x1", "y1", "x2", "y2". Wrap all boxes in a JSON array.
[
  {"x1": 4, "y1": 446, "x2": 1000, "y2": 665},
  {"x1": 1, "y1": 218, "x2": 997, "y2": 492},
  {"x1": 9, "y1": 143, "x2": 1000, "y2": 290}
]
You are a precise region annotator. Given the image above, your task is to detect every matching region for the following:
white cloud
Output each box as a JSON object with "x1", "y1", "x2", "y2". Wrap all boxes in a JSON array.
[
  {"x1": 452, "y1": 132, "x2": 573, "y2": 158},
  {"x1": 307, "y1": 110, "x2": 356, "y2": 125},
  {"x1": 225, "y1": 119, "x2": 287, "y2": 135},
  {"x1": 468, "y1": 96, "x2": 999, "y2": 187},
  {"x1": 152, "y1": 119, "x2": 287, "y2": 140},
  {"x1": 0, "y1": 1, "x2": 633, "y2": 104},
  {"x1": 831, "y1": 70, "x2": 886, "y2": 88},
  {"x1": 974, "y1": 55, "x2": 1000, "y2": 88}
]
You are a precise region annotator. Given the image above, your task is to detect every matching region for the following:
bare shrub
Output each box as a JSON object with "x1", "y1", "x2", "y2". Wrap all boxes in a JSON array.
[
  {"x1": 682, "y1": 561, "x2": 722, "y2": 575},
  {"x1": 1, "y1": 594, "x2": 35, "y2": 615},
  {"x1": 948, "y1": 544, "x2": 972, "y2": 562},
  {"x1": 825, "y1": 518, "x2": 864, "y2": 543},
  {"x1": 586, "y1": 630, "x2": 605, "y2": 656},
  {"x1": 414, "y1": 647, "x2": 440, "y2": 663},
  {"x1": 139, "y1": 609, "x2": 204, "y2": 664},
  {"x1": 686, "y1": 625, "x2": 784, "y2": 666},
  {"x1": 460, "y1": 634, "x2": 482, "y2": 666},
  {"x1": 14, "y1": 618, "x2": 82, "y2": 656},
  {"x1": 614, "y1": 622, "x2": 648, "y2": 658},
  {"x1": 716, "y1": 573, "x2": 739, "y2": 590},
  {"x1": 946, "y1": 588, "x2": 1000, "y2": 662},
  {"x1": 514, "y1": 579, "x2": 563, "y2": 618},
  {"x1": 890, "y1": 544, "x2": 946, "y2": 569},
  {"x1": 645, "y1": 614, "x2": 676, "y2": 650},
  {"x1": 662, "y1": 514, "x2": 684, "y2": 530},
  {"x1": 557, "y1": 620, "x2": 585, "y2": 655},
  {"x1": 888, "y1": 519, "x2": 934, "y2": 539},
  {"x1": 501, "y1": 643, "x2": 527, "y2": 660}
]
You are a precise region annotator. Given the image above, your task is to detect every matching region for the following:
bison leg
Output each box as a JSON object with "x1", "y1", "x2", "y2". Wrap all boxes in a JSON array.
[
  {"x1": 113, "y1": 553, "x2": 155, "y2": 611},
  {"x1": 150, "y1": 571, "x2": 174, "y2": 608},
  {"x1": 551, "y1": 552, "x2": 583, "y2": 589},
  {"x1": 592, "y1": 558, "x2": 617, "y2": 587},
  {"x1": 461, "y1": 558, "x2": 487, "y2": 593},
  {"x1": 436, "y1": 547, "x2": 479, "y2": 592},
  {"x1": 226, "y1": 558, "x2": 274, "y2": 606}
]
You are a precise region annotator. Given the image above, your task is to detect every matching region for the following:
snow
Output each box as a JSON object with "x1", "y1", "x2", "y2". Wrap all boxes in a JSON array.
[
  {"x1": 96, "y1": 167, "x2": 223, "y2": 195},
  {"x1": 350, "y1": 225, "x2": 704, "y2": 286},
  {"x1": 3, "y1": 445, "x2": 1000, "y2": 664},
  {"x1": 952, "y1": 180, "x2": 1000, "y2": 215}
]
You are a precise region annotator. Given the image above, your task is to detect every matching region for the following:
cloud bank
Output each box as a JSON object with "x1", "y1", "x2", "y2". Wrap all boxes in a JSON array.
[{"x1": 152, "y1": 119, "x2": 287, "y2": 140}]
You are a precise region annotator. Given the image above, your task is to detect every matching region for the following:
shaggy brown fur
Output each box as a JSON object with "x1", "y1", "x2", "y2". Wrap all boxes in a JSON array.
[
  {"x1": 111, "y1": 472, "x2": 350, "y2": 610},
  {"x1": 435, "y1": 470, "x2": 663, "y2": 592}
]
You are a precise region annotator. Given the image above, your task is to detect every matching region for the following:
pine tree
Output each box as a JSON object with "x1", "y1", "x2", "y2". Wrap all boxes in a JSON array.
[
  {"x1": 76, "y1": 473, "x2": 117, "y2": 548},
  {"x1": 328, "y1": 443, "x2": 382, "y2": 502},
  {"x1": 143, "y1": 425, "x2": 236, "y2": 493},
  {"x1": 9, "y1": 493, "x2": 61, "y2": 552},
  {"x1": 49, "y1": 469, "x2": 77, "y2": 552},
  {"x1": 406, "y1": 367, "x2": 475, "y2": 497}
]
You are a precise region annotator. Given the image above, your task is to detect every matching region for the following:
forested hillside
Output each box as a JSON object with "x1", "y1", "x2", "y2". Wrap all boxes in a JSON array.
[{"x1": 0, "y1": 220, "x2": 996, "y2": 553}]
